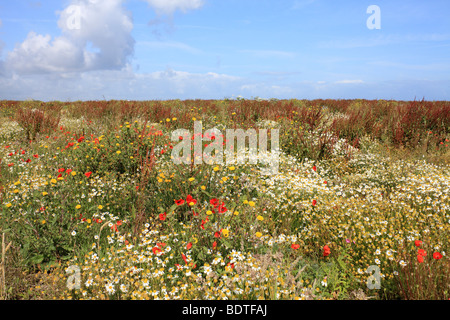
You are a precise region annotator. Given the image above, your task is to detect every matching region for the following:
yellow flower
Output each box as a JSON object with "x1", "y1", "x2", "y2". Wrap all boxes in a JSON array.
[
  {"x1": 14, "y1": 181, "x2": 21, "y2": 186},
  {"x1": 213, "y1": 166, "x2": 220, "y2": 172},
  {"x1": 166, "y1": 118, "x2": 171, "y2": 122},
  {"x1": 50, "y1": 179, "x2": 57, "y2": 184},
  {"x1": 222, "y1": 229, "x2": 229, "y2": 238},
  {"x1": 87, "y1": 219, "x2": 92, "y2": 224},
  {"x1": 5, "y1": 203, "x2": 12, "y2": 208},
  {"x1": 233, "y1": 211, "x2": 239, "y2": 216},
  {"x1": 248, "y1": 201, "x2": 255, "y2": 207},
  {"x1": 42, "y1": 192, "x2": 48, "y2": 196},
  {"x1": 206, "y1": 210, "x2": 213, "y2": 216},
  {"x1": 255, "y1": 232, "x2": 262, "y2": 238},
  {"x1": 201, "y1": 186, "x2": 206, "y2": 190},
  {"x1": 76, "y1": 205, "x2": 81, "y2": 209},
  {"x1": 243, "y1": 200, "x2": 249, "y2": 204},
  {"x1": 188, "y1": 177, "x2": 195, "y2": 182},
  {"x1": 71, "y1": 171, "x2": 77, "y2": 176},
  {"x1": 192, "y1": 117, "x2": 196, "y2": 121},
  {"x1": 172, "y1": 117, "x2": 177, "y2": 121},
  {"x1": 116, "y1": 151, "x2": 121, "y2": 155},
  {"x1": 41, "y1": 220, "x2": 46, "y2": 224},
  {"x1": 257, "y1": 215, "x2": 264, "y2": 221},
  {"x1": 228, "y1": 166, "x2": 235, "y2": 171},
  {"x1": 13, "y1": 189, "x2": 19, "y2": 193},
  {"x1": 98, "y1": 205, "x2": 103, "y2": 210}
]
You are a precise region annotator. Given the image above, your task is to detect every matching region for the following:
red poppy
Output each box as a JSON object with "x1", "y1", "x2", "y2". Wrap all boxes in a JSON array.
[
  {"x1": 25, "y1": 159, "x2": 31, "y2": 163},
  {"x1": 323, "y1": 245, "x2": 331, "y2": 257},
  {"x1": 152, "y1": 247, "x2": 162, "y2": 255},
  {"x1": 21, "y1": 150, "x2": 25, "y2": 155},
  {"x1": 200, "y1": 218, "x2": 208, "y2": 230},
  {"x1": 57, "y1": 173, "x2": 62, "y2": 178},
  {"x1": 77, "y1": 136, "x2": 85, "y2": 143},
  {"x1": 417, "y1": 255, "x2": 424, "y2": 263},
  {"x1": 186, "y1": 242, "x2": 192, "y2": 250},
  {"x1": 66, "y1": 169, "x2": 73, "y2": 174},
  {"x1": 312, "y1": 166, "x2": 317, "y2": 171},
  {"x1": 415, "y1": 240, "x2": 422, "y2": 247},
  {"x1": 291, "y1": 244, "x2": 300, "y2": 250},
  {"x1": 157, "y1": 242, "x2": 166, "y2": 248},
  {"x1": 312, "y1": 199, "x2": 317, "y2": 206},
  {"x1": 85, "y1": 172, "x2": 92, "y2": 178},
  {"x1": 212, "y1": 241, "x2": 217, "y2": 250},
  {"x1": 159, "y1": 212, "x2": 167, "y2": 221},
  {"x1": 58, "y1": 168, "x2": 66, "y2": 173},
  {"x1": 186, "y1": 194, "x2": 197, "y2": 205},
  {"x1": 8, "y1": 153, "x2": 13, "y2": 156},
  {"x1": 111, "y1": 224, "x2": 118, "y2": 232},
  {"x1": 175, "y1": 199, "x2": 185, "y2": 206},
  {"x1": 210, "y1": 198, "x2": 219, "y2": 207},
  {"x1": 418, "y1": 249, "x2": 427, "y2": 257},
  {"x1": 33, "y1": 154, "x2": 39, "y2": 158},
  {"x1": 8, "y1": 163, "x2": 14, "y2": 167},
  {"x1": 218, "y1": 203, "x2": 227, "y2": 213},
  {"x1": 182, "y1": 253, "x2": 188, "y2": 264},
  {"x1": 214, "y1": 231, "x2": 221, "y2": 238},
  {"x1": 433, "y1": 252, "x2": 443, "y2": 260},
  {"x1": 116, "y1": 220, "x2": 123, "y2": 226}
]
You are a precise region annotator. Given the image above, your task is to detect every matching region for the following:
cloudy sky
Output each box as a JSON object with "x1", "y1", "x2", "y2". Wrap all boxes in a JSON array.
[{"x1": 0, "y1": 0, "x2": 449, "y2": 101}]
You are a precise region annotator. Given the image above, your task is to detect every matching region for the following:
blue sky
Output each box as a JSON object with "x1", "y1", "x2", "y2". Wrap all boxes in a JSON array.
[{"x1": 0, "y1": 0, "x2": 449, "y2": 101}]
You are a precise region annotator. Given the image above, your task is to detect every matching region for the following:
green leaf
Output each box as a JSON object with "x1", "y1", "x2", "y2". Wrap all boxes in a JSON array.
[
  {"x1": 200, "y1": 189, "x2": 214, "y2": 198},
  {"x1": 30, "y1": 254, "x2": 44, "y2": 264},
  {"x1": 167, "y1": 203, "x2": 179, "y2": 216}
]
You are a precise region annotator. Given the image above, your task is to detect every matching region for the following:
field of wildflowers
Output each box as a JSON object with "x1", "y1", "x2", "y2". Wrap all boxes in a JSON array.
[{"x1": 0, "y1": 98, "x2": 449, "y2": 300}]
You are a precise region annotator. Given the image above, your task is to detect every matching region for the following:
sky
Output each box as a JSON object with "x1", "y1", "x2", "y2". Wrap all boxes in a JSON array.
[{"x1": 0, "y1": 0, "x2": 449, "y2": 101}]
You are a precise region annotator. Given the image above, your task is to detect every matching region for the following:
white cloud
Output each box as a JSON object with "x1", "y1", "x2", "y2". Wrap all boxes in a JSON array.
[
  {"x1": 136, "y1": 40, "x2": 202, "y2": 54},
  {"x1": 240, "y1": 49, "x2": 296, "y2": 59},
  {"x1": 334, "y1": 80, "x2": 364, "y2": 84},
  {"x1": 5, "y1": 0, "x2": 134, "y2": 74},
  {"x1": 0, "y1": 67, "x2": 241, "y2": 101},
  {"x1": 143, "y1": 0, "x2": 204, "y2": 15}
]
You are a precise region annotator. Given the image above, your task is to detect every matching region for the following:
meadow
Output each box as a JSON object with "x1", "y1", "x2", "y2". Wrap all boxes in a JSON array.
[{"x1": 0, "y1": 98, "x2": 449, "y2": 300}]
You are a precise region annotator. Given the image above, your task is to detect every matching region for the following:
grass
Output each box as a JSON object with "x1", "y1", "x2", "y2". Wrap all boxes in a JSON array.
[{"x1": 0, "y1": 98, "x2": 449, "y2": 300}]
